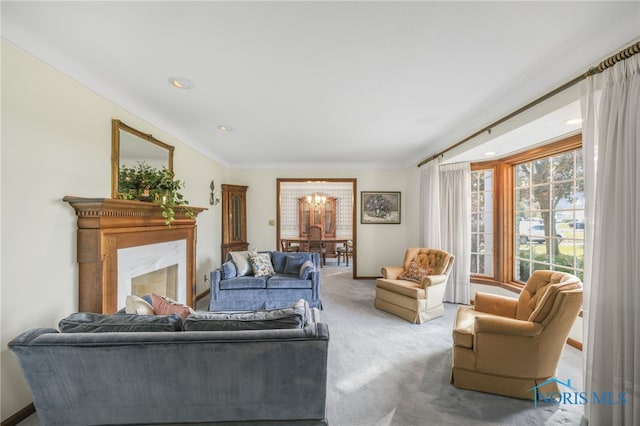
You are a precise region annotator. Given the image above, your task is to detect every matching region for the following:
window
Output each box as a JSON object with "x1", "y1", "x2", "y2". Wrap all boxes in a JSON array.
[
  {"x1": 514, "y1": 149, "x2": 584, "y2": 282},
  {"x1": 469, "y1": 135, "x2": 584, "y2": 286},
  {"x1": 470, "y1": 169, "x2": 494, "y2": 276}
]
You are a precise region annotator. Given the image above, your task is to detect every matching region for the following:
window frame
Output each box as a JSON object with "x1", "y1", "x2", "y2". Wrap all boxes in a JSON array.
[{"x1": 470, "y1": 133, "x2": 582, "y2": 290}]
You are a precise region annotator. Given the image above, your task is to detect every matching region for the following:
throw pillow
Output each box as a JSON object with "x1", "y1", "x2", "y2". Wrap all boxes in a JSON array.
[
  {"x1": 151, "y1": 293, "x2": 194, "y2": 321},
  {"x1": 284, "y1": 255, "x2": 307, "y2": 275},
  {"x1": 299, "y1": 260, "x2": 315, "y2": 280},
  {"x1": 125, "y1": 294, "x2": 155, "y2": 315},
  {"x1": 229, "y1": 251, "x2": 253, "y2": 276},
  {"x1": 248, "y1": 251, "x2": 275, "y2": 277},
  {"x1": 398, "y1": 261, "x2": 435, "y2": 284},
  {"x1": 183, "y1": 299, "x2": 310, "y2": 331},
  {"x1": 220, "y1": 261, "x2": 237, "y2": 279},
  {"x1": 59, "y1": 312, "x2": 184, "y2": 333}
]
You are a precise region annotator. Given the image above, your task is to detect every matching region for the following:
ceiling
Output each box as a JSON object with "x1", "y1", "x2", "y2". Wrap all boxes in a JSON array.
[{"x1": 2, "y1": 1, "x2": 638, "y2": 169}]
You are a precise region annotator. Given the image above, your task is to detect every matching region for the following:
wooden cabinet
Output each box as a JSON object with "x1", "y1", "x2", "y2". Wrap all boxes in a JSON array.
[
  {"x1": 221, "y1": 184, "x2": 248, "y2": 260},
  {"x1": 299, "y1": 197, "x2": 336, "y2": 237}
]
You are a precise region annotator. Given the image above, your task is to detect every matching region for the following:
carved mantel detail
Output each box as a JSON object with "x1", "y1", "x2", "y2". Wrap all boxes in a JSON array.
[{"x1": 64, "y1": 196, "x2": 206, "y2": 313}]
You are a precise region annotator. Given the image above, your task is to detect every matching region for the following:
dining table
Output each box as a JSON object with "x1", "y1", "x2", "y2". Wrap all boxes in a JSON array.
[{"x1": 280, "y1": 237, "x2": 351, "y2": 262}]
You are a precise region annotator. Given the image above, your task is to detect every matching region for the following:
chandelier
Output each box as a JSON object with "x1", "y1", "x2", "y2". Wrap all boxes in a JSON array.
[{"x1": 306, "y1": 192, "x2": 326, "y2": 207}]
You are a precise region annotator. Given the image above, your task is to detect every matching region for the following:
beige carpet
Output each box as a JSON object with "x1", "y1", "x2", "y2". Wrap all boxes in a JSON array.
[{"x1": 315, "y1": 265, "x2": 584, "y2": 426}]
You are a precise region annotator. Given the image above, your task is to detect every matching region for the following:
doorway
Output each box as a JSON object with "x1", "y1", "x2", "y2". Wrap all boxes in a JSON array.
[{"x1": 276, "y1": 178, "x2": 356, "y2": 278}]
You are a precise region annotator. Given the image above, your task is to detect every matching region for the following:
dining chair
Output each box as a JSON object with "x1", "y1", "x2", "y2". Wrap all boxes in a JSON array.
[
  {"x1": 280, "y1": 239, "x2": 300, "y2": 253},
  {"x1": 336, "y1": 240, "x2": 353, "y2": 266},
  {"x1": 307, "y1": 225, "x2": 326, "y2": 266}
]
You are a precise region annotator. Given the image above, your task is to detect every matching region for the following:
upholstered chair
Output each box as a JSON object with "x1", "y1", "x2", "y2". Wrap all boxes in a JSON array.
[
  {"x1": 374, "y1": 248, "x2": 454, "y2": 323},
  {"x1": 451, "y1": 270, "x2": 583, "y2": 400}
]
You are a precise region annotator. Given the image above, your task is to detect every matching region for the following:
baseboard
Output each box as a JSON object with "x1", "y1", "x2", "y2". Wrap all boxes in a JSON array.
[
  {"x1": 1, "y1": 403, "x2": 35, "y2": 426},
  {"x1": 195, "y1": 288, "x2": 210, "y2": 302}
]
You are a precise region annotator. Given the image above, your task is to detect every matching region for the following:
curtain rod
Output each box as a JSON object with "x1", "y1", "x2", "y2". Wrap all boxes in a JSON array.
[{"x1": 417, "y1": 41, "x2": 640, "y2": 168}]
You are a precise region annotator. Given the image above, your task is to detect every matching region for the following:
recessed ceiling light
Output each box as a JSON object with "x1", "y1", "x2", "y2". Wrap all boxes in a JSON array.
[
  {"x1": 565, "y1": 118, "x2": 583, "y2": 125},
  {"x1": 217, "y1": 125, "x2": 233, "y2": 132},
  {"x1": 484, "y1": 151, "x2": 496, "y2": 156},
  {"x1": 168, "y1": 77, "x2": 194, "y2": 89}
]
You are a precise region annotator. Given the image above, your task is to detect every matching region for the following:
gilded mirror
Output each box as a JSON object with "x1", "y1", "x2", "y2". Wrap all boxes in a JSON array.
[{"x1": 111, "y1": 119, "x2": 174, "y2": 198}]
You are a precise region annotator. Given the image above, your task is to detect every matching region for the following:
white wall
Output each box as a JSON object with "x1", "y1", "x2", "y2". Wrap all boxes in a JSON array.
[{"x1": 0, "y1": 40, "x2": 226, "y2": 419}]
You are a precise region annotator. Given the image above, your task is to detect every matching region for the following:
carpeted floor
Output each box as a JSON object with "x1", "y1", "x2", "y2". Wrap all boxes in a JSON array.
[
  {"x1": 317, "y1": 265, "x2": 585, "y2": 426},
  {"x1": 18, "y1": 263, "x2": 585, "y2": 425}
]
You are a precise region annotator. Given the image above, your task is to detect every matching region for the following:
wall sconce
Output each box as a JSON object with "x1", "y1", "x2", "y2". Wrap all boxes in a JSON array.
[{"x1": 209, "y1": 180, "x2": 220, "y2": 206}]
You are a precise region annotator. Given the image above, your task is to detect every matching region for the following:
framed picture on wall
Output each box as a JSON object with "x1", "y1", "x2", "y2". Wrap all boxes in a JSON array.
[{"x1": 361, "y1": 191, "x2": 401, "y2": 224}]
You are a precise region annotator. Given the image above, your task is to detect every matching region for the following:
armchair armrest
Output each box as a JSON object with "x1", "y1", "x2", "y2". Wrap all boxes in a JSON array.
[
  {"x1": 381, "y1": 266, "x2": 403, "y2": 279},
  {"x1": 422, "y1": 274, "x2": 447, "y2": 288},
  {"x1": 474, "y1": 292, "x2": 518, "y2": 318},
  {"x1": 475, "y1": 315, "x2": 543, "y2": 337}
]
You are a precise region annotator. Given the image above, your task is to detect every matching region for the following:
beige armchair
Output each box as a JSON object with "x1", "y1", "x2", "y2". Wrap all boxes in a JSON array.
[
  {"x1": 374, "y1": 248, "x2": 454, "y2": 323},
  {"x1": 451, "y1": 270, "x2": 583, "y2": 400}
]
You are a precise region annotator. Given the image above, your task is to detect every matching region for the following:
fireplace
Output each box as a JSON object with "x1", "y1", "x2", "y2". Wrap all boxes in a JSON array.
[
  {"x1": 117, "y1": 240, "x2": 187, "y2": 308},
  {"x1": 64, "y1": 196, "x2": 206, "y2": 313}
]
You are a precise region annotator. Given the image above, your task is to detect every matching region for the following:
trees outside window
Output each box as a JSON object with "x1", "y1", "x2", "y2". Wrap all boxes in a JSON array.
[
  {"x1": 469, "y1": 134, "x2": 584, "y2": 286},
  {"x1": 514, "y1": 149, "x2": 584, "y2": 282}
]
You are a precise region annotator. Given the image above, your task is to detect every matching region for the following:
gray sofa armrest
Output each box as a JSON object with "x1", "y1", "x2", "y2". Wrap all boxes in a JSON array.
[{"x1": 210, "y1": 269, "x2": 222, "y2": 300}]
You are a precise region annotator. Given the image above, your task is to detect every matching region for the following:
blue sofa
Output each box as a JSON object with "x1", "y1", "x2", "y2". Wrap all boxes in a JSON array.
[
  {"x1": 9, "y1": 301, "x2": 329, "y2": 425},
  {"x1": 209, "y1": 251, "x2": 323, "y2": 311}
]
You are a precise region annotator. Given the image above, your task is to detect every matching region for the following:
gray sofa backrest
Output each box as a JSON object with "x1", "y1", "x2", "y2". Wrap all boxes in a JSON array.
[{"x1": 9, "y1": 323, "x2": 329, "y2": 425}]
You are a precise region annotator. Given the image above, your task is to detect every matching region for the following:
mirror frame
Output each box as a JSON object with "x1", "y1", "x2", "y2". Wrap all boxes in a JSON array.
[{"x1": 111, "y1": 119, "x2": 175, "y2": 198}]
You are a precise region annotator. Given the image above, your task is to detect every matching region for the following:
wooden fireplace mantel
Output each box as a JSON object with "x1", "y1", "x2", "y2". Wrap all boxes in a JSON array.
[{"x1": 64, "y1": 196, "x2": 207, "y2": 313}]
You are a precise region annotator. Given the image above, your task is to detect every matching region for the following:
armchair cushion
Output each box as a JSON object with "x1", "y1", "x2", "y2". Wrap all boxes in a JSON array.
[{"x1": 397, "y1": 261, "x2": 435, "y2": 284}]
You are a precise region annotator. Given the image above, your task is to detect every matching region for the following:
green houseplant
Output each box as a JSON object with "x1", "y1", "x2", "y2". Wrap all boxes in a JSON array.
[{"x1": 118, "y1": 162, "x2": 194, "y2": 225}]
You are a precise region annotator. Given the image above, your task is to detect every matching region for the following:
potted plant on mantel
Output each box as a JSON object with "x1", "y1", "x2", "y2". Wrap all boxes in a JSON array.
[{"x1": 118, "y1": 162, "x2": 194, "y2": 225}]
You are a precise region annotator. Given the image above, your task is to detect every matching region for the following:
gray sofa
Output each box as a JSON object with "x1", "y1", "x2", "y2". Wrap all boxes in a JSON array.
[
  {"x1": 209, "y1": 251, "x2": 323, "y2": 311},
  {"x1": 9, "y1": 302, "x2": 329, "y2": 426}
]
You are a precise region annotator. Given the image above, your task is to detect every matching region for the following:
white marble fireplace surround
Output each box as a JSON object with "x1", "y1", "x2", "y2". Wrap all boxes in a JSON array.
[{"x1": 117, "y1": 240, "x2": 187, "y2": 310}]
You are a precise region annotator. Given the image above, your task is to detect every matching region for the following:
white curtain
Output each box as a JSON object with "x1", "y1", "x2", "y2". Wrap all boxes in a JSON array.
[
  {"x1": 419, "y1": 158, "x2": 442, "y2": 248},
  {"x1": 439, "y1": 162, "x2": 471, "y2": 304},
  {"x1": 581, "y1": 54, "x2": 640, "y2": 425}
]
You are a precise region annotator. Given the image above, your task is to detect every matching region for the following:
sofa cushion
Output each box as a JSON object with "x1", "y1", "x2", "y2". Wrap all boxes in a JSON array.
[
  {"x1": 229, "y1": 251, "x2": 253, "y2": 276},
  {"x1": 248, "y1": 251, "x2": 275, "y2": 277},
  {"x1": 267, "y1": 274, "x2": 313, "y2": 289},
  {"x1": 284, "y1": 254, "x2": 309, "y2": 274},
  {"x1": 184, "y1": 299, "x2": 310, "y2": 331},
  {"x1": 125, "y1": 294, "x2": 155, "y2": 315},
  {"x1": 299, "y1": 260, "x2": 315, "y2": 279},
  {"x1": 272, "y1": 252, "x2": 313, "y2": 274},
  {"x1": 219, "y1": 276, "x2": 267, "y2": 290},
  {"x1": 220, "y1": 261, "x2": 237, "y2": 279},
  {"x1": 151, "y1": 293, "x2": 194, "y2": 321},
  {"x1": 59, "y1": 312, "x2": 184, "y2": 333}
]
